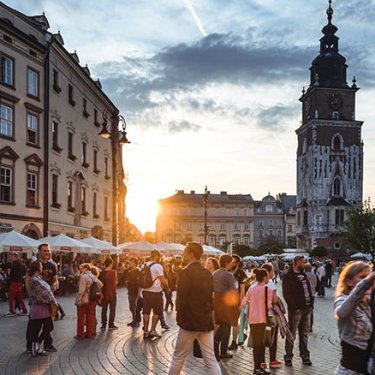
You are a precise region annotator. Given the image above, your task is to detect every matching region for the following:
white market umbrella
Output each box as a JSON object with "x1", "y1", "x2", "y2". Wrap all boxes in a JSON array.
[
  {"x1": 122, "y1": 240, "x2": 158, "y2": 256},
  {"x1": 350, "y1": 252, "x2": 371, "y2": 260},
  {"x1": 39, "y1": 233, "x2": 92, "y2": 253},
  {"x1": 81, "y1": 236, "x2": 119, "y2": 255},
  {"x1": 155, "y1": 242, "x2": 184, "y2": 256},
  {"x1": 0, "y1": 230, "x2": 40, "y2": 254}
]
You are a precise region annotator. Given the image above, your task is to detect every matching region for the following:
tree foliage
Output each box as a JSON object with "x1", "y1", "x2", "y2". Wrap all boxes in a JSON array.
[
  {"x1": 343, "y1": 199, "x2": 375, "y2": 260},
  {"x1": 233, "y1": 244, "x2": 257, "y2": 258},
  {"x1": 310, "y1": 245, "x2": 328, "y2": 258},
  {"x1": 257, "y1": 236, "x2": 284, "y2": 255}
]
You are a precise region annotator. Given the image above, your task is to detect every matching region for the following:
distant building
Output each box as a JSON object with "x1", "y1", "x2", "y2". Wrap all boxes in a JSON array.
[
  {"x1": 296, "y1": 2, "x2": 363, "y2": 251},
  {"x1": 0, "y1": 3, "x2": 126, "y2": 243},
  {"x1": 156, "y1": 190, "x2": 254, "y2": 247},
  {"x1": 253, "y1": 193, "x2": 296, "y2": 249}
]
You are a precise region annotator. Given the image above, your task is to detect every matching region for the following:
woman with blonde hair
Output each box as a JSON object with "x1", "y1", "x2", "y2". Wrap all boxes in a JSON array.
[
  {"x1": 75, "y1": 263, "x2": 103, "y2": 339},
  {"x1": 334, "y1": 261, "x2": 375, "y2": 375}
]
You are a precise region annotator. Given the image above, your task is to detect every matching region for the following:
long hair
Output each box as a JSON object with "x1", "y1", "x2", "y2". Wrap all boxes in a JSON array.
[{"x1": 335, "y1": 261, "x2": 370, "y2": 297}]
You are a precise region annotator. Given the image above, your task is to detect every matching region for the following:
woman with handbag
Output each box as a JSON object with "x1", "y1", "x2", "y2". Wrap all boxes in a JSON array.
[
  {"x1": 75, "y1": 263, "x2": 103, "y2": 339},
  {"x1": 241, "y1": 268, "x2": 277, "y2": 375},
  {"x1": 334, "y1": 261, "x2": 375, "y2": 375}
]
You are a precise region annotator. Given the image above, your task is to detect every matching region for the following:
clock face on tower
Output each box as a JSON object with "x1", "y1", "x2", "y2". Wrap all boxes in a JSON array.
[{"x1": 327, "y1": 93, "x2": 343, "y2": 110}]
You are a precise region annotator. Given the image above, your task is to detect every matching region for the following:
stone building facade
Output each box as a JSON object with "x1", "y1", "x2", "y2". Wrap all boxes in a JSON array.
[
  {"x1": 296, "y1": 3, "x2": 363, "y2": 250},
  {"x1": 253, "y1": 193, "x2": 296, "y2": 249},
  {"x1": 0, "y1": 3, "x2": 126, "y2": 244},
  {"x1": 156, "y1": 190, "x2": 254, "y2": 247}
]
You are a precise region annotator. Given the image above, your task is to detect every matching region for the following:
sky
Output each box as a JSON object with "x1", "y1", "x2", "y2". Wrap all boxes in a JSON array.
[{"x1": 8, "y1": 0, "x2": 375, "y2": 233}]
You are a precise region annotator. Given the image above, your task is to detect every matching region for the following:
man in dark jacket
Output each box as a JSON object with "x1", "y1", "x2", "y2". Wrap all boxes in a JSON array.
[
  {"x1": 282, "y1": 256, "x2": 313, "y2": 367},
  {"x1": 168, "y1": 242, "x2": 221, "y2": 375},
  {"x1": 5, "y1": 253, "x2": 27, "y2": 316}
]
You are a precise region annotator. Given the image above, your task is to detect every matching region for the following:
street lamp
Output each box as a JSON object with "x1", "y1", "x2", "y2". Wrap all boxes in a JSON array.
[
  {"x1": 203, "y1": 185, "x2": 209, "y2": 245},
  {"x1": 98, "y1": 109, "x2": 131, "y2": 246},
  {"x1": 99, "y1": 110, "x2": 131, "y2": 144}
]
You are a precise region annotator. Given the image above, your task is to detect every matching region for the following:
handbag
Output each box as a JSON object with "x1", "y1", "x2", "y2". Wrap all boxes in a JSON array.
[{"x1": 263, "y1": 286, "x2": 276, "y2": 348}]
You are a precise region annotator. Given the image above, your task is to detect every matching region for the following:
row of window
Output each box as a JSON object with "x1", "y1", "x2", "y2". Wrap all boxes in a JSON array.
[
  {"x1": 258, "y1": 229, "x2": 283, "y2": 239},
  {"x1": 167, "y1": 208, "x2": 252, "y2": 216},
  {"x1": 0, "y1": 164, "x2": 110, "y2": 219},
  {"x1": 0, "y1": 103, "x2": 40, "y2": 144},
  {"x1": 51, "y1": 174, "x2": 110, "y2": 219},
  {"x1": 52, "y1": 121, "x2": 110, "y2": 176},
  {"x1": 297, "y1": 209, "x2": 345, "y2": 226},
  {"x1": 0, "y1": 166, "x2": 39, "y2": 206},
  {"x1": 0, "y1": 54, "x2": 39, "y2": 97},
  {"x1": 53, "y1": 69, "x2": 101, "y2": 123},
  {"x1": 257, "y1": 218, "x2": 283, "y2": 227}
]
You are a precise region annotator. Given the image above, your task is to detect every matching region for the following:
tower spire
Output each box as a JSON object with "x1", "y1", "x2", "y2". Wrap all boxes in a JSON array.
[{"x1": 327, "y1": 0, "x2": 333, "y2": 24}]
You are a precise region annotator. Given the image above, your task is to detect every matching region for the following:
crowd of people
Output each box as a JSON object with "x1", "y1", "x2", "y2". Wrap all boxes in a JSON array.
[{"x1": 0, "y1": 243, "x2": 374, "y2": 374}]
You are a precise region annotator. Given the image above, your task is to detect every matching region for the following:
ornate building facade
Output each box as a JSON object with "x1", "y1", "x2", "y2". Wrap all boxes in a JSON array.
[
  {"x1": 156, "y1": 190, "x2": 254, "y2": 247},
  {"x1": 0, "y1": 3, "x2": 127, "y2": 244},
  {"x1": 296, "y1": 2, "x2": 363, "y2": 250}
]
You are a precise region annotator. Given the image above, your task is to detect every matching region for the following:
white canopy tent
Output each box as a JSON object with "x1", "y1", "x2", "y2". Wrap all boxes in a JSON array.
[
  {"x1": 80, "y1": 236, "x2": 119, "y2": 255},
  {"x1": 39, "y1": 234, "x2": 92, "y2": 254},
  {"x1": 202, "y1": 245, "x2": 224, "y2": 256},
  {"x1": 0, "y1": 230, "x2": 40, "y2": 256},
  {"x1": 122, "y1": 240, "x2": 159, "y2": 256}
]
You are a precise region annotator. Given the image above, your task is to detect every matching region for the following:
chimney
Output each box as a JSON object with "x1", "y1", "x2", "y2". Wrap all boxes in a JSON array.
[
  {"x1": 190, "y1": 190, "x2": 195, "y2": 194},
  {"x1": 220, "y1": 191, "x2": 227, "y2": 195}
]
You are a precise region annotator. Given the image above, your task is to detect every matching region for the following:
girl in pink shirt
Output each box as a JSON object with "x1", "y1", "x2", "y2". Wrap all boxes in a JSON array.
[{"x1": 240, "y1": 268, "x2": 277, "y2": 375}]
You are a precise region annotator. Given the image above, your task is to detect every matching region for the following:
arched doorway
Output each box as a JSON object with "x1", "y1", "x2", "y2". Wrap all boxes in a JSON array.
[{"x1": 21, "y1": 223, "x2": 42, "y2": 239}]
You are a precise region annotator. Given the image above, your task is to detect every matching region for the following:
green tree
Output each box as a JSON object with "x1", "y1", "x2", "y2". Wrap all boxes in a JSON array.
[
  {"x1": 233, "y1": 244, "x2": 257, "y2": 258},
  {"x1": 257, "y1": 236, "x2": 284, "y2": 255},
  {"x1": 310, "y1": 245, "x2": 328, "y2": 258},
  {"x1": 343, "y1": 199, "x2": 375, "y2": 261}
]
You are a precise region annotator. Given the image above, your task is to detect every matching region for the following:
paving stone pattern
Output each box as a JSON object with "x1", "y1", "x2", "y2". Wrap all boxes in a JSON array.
[{"x1": 0, "y1": 278, "x2": 341, "y2": 375}]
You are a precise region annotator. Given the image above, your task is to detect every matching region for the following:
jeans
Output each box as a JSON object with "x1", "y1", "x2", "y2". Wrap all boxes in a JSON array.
[
  {"x1": 101, "y1": 298, "x2": 116, "y2": 327},
  {"x1": 168, "y1": 328, "x2": 221, "y2": 375},
  {"x1": 214, "y1": 322, "x2": 231, "y2": 355},
  {"x1": 285, "y1": 307, "x2": 312, "y2": 361}
]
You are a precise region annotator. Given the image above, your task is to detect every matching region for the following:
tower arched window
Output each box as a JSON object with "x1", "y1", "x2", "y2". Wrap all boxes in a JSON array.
[
  {"x1": 332, "y1": 134, "x2": 343, "y2": 150},
  {"x1": 333, "y1": 177, "x2": 341, "y2": 196}
]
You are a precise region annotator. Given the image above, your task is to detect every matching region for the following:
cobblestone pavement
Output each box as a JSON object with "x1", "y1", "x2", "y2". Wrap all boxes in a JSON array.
[{"x1": 0, "y1": 278, "x2": 340, "y2": 375}]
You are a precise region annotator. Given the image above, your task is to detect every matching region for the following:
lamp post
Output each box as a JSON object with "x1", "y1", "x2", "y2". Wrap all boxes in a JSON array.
[
  {"x1": 203, "y1": 186, "x2": 209, "y2": 245},
  {"x1": 99, "y1": 110, "x2": 131, "y2": 246}
]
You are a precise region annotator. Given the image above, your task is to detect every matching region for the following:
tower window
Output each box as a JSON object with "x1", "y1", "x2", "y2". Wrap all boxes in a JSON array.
[
  {"x1": 332, "y1": 112, "x2": 339, "y2": 120},
  {"x1": 332, "y1": 134, "x2": 343, "y2": 150},
  {"x1": 333, "y1": 178, "x2": 341, "y2": 196}
]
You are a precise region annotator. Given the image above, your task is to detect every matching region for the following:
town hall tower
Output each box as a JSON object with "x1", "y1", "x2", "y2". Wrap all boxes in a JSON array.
[{"x1": 296, "y1": 0, "x2": 363, "y2": 251}]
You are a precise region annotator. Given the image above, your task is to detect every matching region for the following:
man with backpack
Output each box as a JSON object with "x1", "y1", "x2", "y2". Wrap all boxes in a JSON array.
[{"x1": 141, "y1": 250, "x2": 170, "y2": 339}]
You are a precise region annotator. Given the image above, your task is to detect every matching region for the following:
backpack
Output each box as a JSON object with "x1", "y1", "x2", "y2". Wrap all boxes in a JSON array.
[
  {"x1": 138, "y1": 262, "x2": 158, "y2": 289},
  {"x1": 89, "y1": 278, "x2": 101, "y2": 302}
]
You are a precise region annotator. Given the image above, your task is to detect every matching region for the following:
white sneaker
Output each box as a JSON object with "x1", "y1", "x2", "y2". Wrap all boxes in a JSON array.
[{"x1": 4, "y1": 312, "x2": 16, "y2": 317}]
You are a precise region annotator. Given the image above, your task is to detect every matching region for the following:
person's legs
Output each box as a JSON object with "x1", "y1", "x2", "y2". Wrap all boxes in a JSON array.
[
  {"x1": 298, "y1": 308, "x2": 312, "y2": 361},
  {"x1": 77, "y1": 305, "x2": 86, "y2": 338},
  {"x1": 136, "y1": 297, "x2": 143, "y2": 324},
  {"x1": 250, "y1": 323, "x2": 266, "y2": 370},
  {"x1": 269, "y1": 325, "x2": 279, "y2": 362},
  {"x1": 8, "y1": 282, "x2": 16, "y2": 313},
  {"x1": 101, "y1": 300, "x2": 109, "y2": 327},
  {"x1": 42, "y1": 317, "x2": 54, "y2": 348},
  {"x1": 14, "y1": 283, "x2": 27, "y2": 313},
  {"x1": 150, "y1": 292, "x2": 163, "y2": 332},
  {"x1": 128, "y1": 294, "x2": 137, "y2": 322},
  {"x1": 198, "y1": 331, "x2": 222, "y2": 375},
  {"x1": 86, "y1": 301, "x2": 96, "y2": 337},
  {"x1": 219, "y1": 323, "x2": 231, "y2": 354},
  {"x1": 285, "y1": 309, "x2": 302, "y2": 362},
  {"x1": 142, "y1": 292, "x2": 151, "y2": 334},
  {"x1": 168, "y1": 328, "x2": 197, "y2": 375},
  {"x1": 109, "y1": 297, "x2": 117, "y2": 327}
]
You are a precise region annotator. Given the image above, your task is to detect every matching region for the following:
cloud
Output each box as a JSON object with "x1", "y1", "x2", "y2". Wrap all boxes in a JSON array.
[
  {"x1": 256, "y1": 104, "x2": 299, "y2": 131},
  {"x1": 167, "y1": 120, "x2": 202, "y2": 133}
]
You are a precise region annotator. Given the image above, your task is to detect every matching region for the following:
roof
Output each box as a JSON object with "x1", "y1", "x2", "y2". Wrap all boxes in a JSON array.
[{"x1": 159, "y1": 191, "x2": 253, "y2": 205}]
